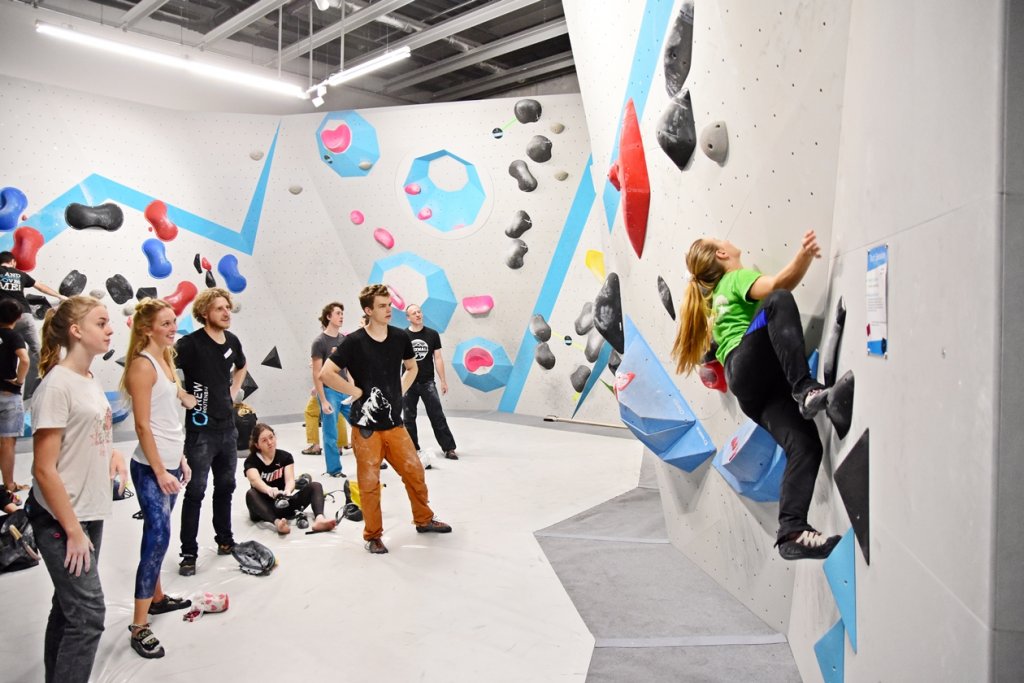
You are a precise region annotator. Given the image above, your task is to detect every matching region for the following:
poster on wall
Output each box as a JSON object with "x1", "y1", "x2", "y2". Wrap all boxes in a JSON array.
[{"x1": 866, "y1": 245, "x2": 888, "y2": 357}]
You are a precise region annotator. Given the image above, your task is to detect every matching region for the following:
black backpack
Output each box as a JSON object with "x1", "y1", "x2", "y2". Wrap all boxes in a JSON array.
[
  {"x1": 234, "y1": 402, "x2": 258, "y2": 451},
  {"x1": 0, "y1": 510, "x2": 40, "y2": 573}
]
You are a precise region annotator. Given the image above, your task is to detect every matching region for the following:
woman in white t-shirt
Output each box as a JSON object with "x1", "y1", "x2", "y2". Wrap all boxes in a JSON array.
[
  {"x1": 121, "y1": 298, "x2": 197, "y2": 659},
  {"x1": 26, "y1": 296, "x2": 127, "y2": 683}
]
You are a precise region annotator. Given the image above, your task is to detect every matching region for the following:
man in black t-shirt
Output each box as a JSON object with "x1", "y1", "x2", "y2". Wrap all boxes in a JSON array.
[
  {"x1": 0, "y1": 298, "x2": 28, "y2": 497},
  {"x1": 0, "y1": 251, "x2": 65, "y2": 401},
  {"x1": 403, "y1": 304, "x2": 457, "y2": 459},
  {"x1": 320, "y1": 284, "x2": 451, "y2": 554},
  {"x1": 175, "y1": 288, "x2": 247, "y2": 575}
]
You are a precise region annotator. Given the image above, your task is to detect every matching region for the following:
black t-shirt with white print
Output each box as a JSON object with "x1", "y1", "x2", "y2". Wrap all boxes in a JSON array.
[
  {"x1": 328, "y1": 326, "x2": 413, "y2": 430},
  {"x1": 407, "y1": 326, "x2": 442, "y2": 384},
  {"x1": 0, "y1": 266, "x2": 35, "y2": 313},
  {"x1": 175, "y1": 328, "x2": 246, "y2": 432},
  {"x1": 243, "y1": 449, "x2": 293, "y2": 492}
]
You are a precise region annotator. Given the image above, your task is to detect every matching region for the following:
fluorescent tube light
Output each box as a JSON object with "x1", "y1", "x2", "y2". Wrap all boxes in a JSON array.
[
  {"x1": 36, "y1": 22, "x2": 308, "y2": 99},
  {"x1": 324, "y1": 46, "x2": 411, "y2": 88}
]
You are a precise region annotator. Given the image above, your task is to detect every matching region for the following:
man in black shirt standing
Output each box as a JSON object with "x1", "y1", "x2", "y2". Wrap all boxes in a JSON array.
[
  {"x1": 403, "y1": 304, "x2": 457, "y2": 460},
  {"x1": 320, "y1": 284, "x2": 451, "y2": 554},
  {"x1": 175, "y1": 288, "x2": 247, "y2": 575},
  {"x1": 0, "y1": 251, "x2": 65, "y2": 400}
]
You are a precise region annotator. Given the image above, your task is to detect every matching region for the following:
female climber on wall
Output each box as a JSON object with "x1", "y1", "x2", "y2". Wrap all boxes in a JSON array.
[{"x1": 670, "y1": 230, "x2": 839, "y2": 560}]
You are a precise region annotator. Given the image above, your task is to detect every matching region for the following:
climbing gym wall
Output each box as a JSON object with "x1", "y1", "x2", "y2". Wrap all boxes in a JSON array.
[
  {"x1": 0, "y1": 75, "x2": 616, "y2": 423},
  {"x1": 562, "y1": 0, "x2": 1021, "y2": 681}
]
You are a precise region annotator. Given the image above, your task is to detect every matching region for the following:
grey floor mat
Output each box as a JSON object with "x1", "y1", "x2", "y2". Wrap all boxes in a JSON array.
[{"x1": 537, "y1": 486, "x2": 801, "y2": 682}]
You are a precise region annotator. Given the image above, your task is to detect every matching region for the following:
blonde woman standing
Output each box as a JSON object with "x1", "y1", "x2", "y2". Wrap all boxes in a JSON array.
[{"x1": 25, "y1": 296, "x2": 126, "y2": 683}]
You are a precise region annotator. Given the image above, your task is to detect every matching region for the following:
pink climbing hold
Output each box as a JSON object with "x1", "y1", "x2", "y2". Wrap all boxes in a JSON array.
[
  {"x1": 614, "y1": 371, "x2": 636, "y2": 393},
  {"x1": 320, "y1": 122, "x2": 352, "y2": 153},
  {"x1": 417, "y1": 207, "x2": 432, "y2": 220},
  {"x1": 201, "y1": 257, "x2": 212, "y2": 271},
  {"x1": 462, "y1": 296, "x2": 494, "y2": 315},
  {"x1": 350, "y1": 210, "x2": 365, "y2": 225},
  {"x1": 373, "y1": 228, "x2": 395, "y2": 249},
  {"x1": 404, "y1": 183, "x2": 421, "y2": 195},
  {"x1": 464, "y1": 348, "x2": 495, "y2": 374},
  {"x1": 388, "y1": 285, "x2": 406, "y2": 311}
]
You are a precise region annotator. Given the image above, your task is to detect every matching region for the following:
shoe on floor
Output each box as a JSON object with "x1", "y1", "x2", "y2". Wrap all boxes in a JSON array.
[
  {"x1": 444, "y1": 450, "x2": 458, "y2": 460},
  {"x1": 301, "y1": 444, "x2": 322, "y2": 455},
  {"x1": 365, "y1": 538, "x2": 388, "y2": 554},
  {"x1": 778, "y1": 530, "x2": 840, "y2": 560},
  {"x1": 800, "y1": 388, "x2": 830, "y2": 419},
  {"x1": 178, "y1": 556, "x2": 196, "y2": 576},
  {"x1": 216, "y1": 542, "x2": 235, "y2": 556},
  {"x1": 148, "y1": 595, "x2": 192, "y2": 615},
  {"x1": 326, "y1": 470, "x2": 347, "y2": 478},
  {"x1": 415, "y1": 518, "x2": 452, "y2": 534},
  {"x1": 129, "y1": 624, "x2": 165, "y2": 659}
]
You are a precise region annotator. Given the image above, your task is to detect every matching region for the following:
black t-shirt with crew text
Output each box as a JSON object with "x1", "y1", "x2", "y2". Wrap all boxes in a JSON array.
[
  {"x1": 407, "y1": 326, "x2": 442, "y2": 384},
  {"x1": 243, "y1": 449, "x2": 293, "y2": 492},
  {"x1": 175, "y1": 329, "x2": 246, "y2": 432},
  {"x1": 328, "y1": 326, "x2": 413, "y2": 430}
]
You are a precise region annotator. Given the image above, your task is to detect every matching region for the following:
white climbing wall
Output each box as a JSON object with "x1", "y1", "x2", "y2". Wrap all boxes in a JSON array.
[{"x1": 564, "y1": 0, "x2": 1022, "y2": 680}]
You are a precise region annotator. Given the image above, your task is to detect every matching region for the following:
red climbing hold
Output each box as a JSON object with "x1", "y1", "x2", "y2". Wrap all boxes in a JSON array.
[
  {"x1": 145, "y1": 200, "x2": 179, "y2": 242},
  {"x1": 616, "y1": 99, "x2": 650, "y2": 259},
  {"x1": 163, "y1": 281, "x2": 198, "y2": 317},
  {"x1": 12, "y1": 226, "x2": 44, "y2": 272}
]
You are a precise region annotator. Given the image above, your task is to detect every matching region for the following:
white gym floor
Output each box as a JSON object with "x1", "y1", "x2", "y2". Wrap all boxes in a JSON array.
[{"x1": 1, "y1": 413, "x2": 642, "y2": 682}]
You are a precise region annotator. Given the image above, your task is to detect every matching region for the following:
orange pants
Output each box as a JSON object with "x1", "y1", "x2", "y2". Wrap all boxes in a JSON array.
[{"x1": 352, "y1": 426, "x2": 433, "y2": 541}]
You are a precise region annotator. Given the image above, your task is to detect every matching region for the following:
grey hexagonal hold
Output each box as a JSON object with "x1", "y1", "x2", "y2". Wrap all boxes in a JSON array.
[{"x1": 700, "y1": 121, "x2": 729, "y2": 164}]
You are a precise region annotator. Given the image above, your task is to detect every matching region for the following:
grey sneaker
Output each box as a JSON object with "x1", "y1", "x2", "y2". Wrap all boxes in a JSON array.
[{"x1": 778, "y1": 531, "x2": 840, "y2": 560}]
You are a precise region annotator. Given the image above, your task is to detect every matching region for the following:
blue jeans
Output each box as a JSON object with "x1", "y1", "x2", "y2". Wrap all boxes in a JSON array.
[
  {"x1": 131, "y1": 459, "x2": 179, "y2": 598},
  {"x1": 180, "y1": 428, "x2": 237, "y2": 558},
  {"x1": 27, "y1": 501, "x2": 105, "y2": 683},
  {"x1": 402, "y1": 381, "x2": 456, "y2": 452},
  {"x1": 320, "y1": 386, "x2": 351, "y2": 474}
]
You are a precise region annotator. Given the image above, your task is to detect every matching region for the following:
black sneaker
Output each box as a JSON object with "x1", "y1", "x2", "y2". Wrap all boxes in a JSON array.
[
  {"x1": 415, "y1": 518, "x2": 452, "y2": 534},
  {"x1": 444, "y1": 450, "x2": 458, "y2": 460},
  {"x1": 326, "y1": 470, "x2": 347, "y2": 478},
  {"x1": 366, "y1": 538, "x2": 388, "y2": 554},
  {"x1": 129, "y1": 625, "x2": 165, "y2": 659},
  {"x1": 778, "y1": 531, "x2": 840, "y2": 560},
  {"x1": 148, "y1": 595, "x2": 192, "y2": 615},
  {"x1": 216, "y1": 542, "x2": 235, "y2": 556},
  {"x1": 800, "y1": 388, "x2": 830, "y2": 419},
  {"x1": 178, "y1": 556, "x2": 196, "y2": 576}
]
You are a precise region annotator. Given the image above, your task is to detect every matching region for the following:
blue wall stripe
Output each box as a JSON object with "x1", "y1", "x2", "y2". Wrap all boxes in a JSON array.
[
  {"x1": 601, "y1": 0, "x2": 678, "y2": 233},
  {"x1": 498, "y1": 156, "x2": 597, "y2": 413},
  {"x1": 6, "y1": 124, "x2": 280, "y2": 256},
  {"x1": 571, "y1": 341, "x2": 613, "y2": 418}
]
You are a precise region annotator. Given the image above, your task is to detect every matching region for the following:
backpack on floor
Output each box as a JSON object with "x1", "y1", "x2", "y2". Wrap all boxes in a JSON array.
[
  {"x1": 234, "y1": 402, "x2": 258, "y2": 452},
  {"x1": 232, "y1": 540, "x2": 276, "y2": 576},
  {"x1": 0, "y1": 510, "x2": 40, "y2": 573}
]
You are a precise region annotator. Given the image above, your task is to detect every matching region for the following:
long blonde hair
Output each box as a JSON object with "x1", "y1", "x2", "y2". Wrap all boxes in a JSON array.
[
  {"x1": 671, "y1": 239, "x2": 726, "y2": 375},
  {"x1": 38, "y1": 296, "x2": 104, "y2": 377},
  {"x1": 119, "y1": 297, "x2": 179, "y2": 394}
]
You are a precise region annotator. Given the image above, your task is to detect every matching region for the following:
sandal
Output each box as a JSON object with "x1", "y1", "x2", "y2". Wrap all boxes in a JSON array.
[
  {"x1": 129, "y1": 624, "x2": 165, "y2": 659},
  {"x1": 4, "y1": 481, "x2": 28, "y2": 492},
  {"x1": 301, "y1": 444, "x2": 322, "y2": 455},
  {"x1": 148, "y1": 595, "x2": 192, "y2": 615}
]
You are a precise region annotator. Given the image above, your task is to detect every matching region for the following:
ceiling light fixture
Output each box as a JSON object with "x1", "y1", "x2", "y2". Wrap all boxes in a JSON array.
[
  {"x1": 35, "y1": 22, "x2": 308, "y2": 100},
  {"x1": 309, "y1": 46, "x2": 412, "y2": 96}
]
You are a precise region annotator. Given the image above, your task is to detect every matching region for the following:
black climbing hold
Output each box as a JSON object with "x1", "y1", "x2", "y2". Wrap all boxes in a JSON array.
[
  {"x1": 105, "y1": 274, "x2": 134, "y2": 305},
  {"x1": 656, "y1": 89, "x2": 697, "y2": 170},
  {"x1": 102, "y1": 349, "x2": 115, "y2": 361},
  {"x1": 593, "y1": 273, "x2": 624, "y2": 354},
  {"x1": 657, "y1": 276, "x2": 676, "y2": 320},
  {"x1": 834, "y1": 429, "x2": 870, "y2": 564},
  {"x1": 205, "y1": 270, "x2": 217, "y2": 288},
  {"x1": 607, "y1": 350, "x2": 622, "y2": 373},
  {"x1": 506, "y1": 239, "x2": 528, "y2": 269},
  {"x1": 506, "y1": 210, "x2": 532, "y2": 238},
  {"x1": 136, "y1": 287, "x2": 157, "y2": 301},
  {"x1": 115, "y1": 355, "x2": 127, "y2": 367},
  {"x1": 563, "y1": 335, "x2": 572, "y2": 346},
  {"x1": 529, "y1": 314, "x2": 551, "y2": 342},
  {"x1": 821, "y1": 297, "x2": 847, "y2": 388},
  {"x1": 26, "y1": 294, "x2": 51, "y2": 321},
  {"x1": 492, "y1": 127, "x2": 504, "y2": 139},
  {"x1": 825, "y1": 370, "x2": 855, "y2": 439},
  {"x1": 508, "y1": 160, "x2": 538, "y2": 192},
  {"x1": 261, "y1": 347, "x2": 282, "y2": 370},
  {"x1": 240, "y1": 371, "x2": 259, "y2": 400},
  {"x1": 526, "y1": 135, "x2": 552, "y2": 163},
  {"x1": 574, "y1": 302, "x2": 594, "y2": 335},
  {"x1": 514, "y1": 99, "x2": 542, "y2": 124},
  {"x1": 570, "y1": 365, "x2": 592, "y2": 393},
  {"x1": 59, "y1": 270, "x2": 87, "y2": 297},
  {"x1": 535, "y1": 342, "x2": 555, "y2": 370},
  {"x1": 663, "y1": 1, "x2": 694, "y2": 96},
  {"x1": 193, "y1": 253, "x2": 203, "y2": 274},
  {"x1": 64, "y1": 202, "x2": 124, "y2": 232}
]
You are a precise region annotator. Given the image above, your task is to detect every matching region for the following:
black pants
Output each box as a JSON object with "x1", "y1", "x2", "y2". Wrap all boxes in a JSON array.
[
  {"x1": 403, "y1": 381, "x2": 457, "y2": 452},
  {"x1": 180, "y1": 428, "x2": 237, "y2": 558},
  {"x1": 724, "y1": 290, "x2": 824, "y2": 542},
  {"x1": 246, "y1": 482, "x2": 326, "y2": 523}
]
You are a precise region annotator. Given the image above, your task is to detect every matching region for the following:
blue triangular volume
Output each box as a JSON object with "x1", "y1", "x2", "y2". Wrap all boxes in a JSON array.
[
  {"x1": 814, "y1": 620, "x2": 846, "y2": 683},
  {"x1": 824, "y1": 529, "x2": 858, "y2": 653},
  {"x1": 615, "y1": 316, "x2": 714, "y2": 472},
  {"x1": 712, "y1": 420, "x2": 787, "y2": 502}
]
